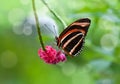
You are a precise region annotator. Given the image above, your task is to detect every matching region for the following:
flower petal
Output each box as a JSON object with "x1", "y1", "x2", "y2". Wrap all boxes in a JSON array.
[{"x1": 38, "y1": 46, "x2": 66, "y2": 64}]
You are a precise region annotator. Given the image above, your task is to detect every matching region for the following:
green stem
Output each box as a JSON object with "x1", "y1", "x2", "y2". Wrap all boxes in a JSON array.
[
  {"x1": 41, "y1": 0, "x2": 67, "y2": 29},
  {"x1": 32, "y1": 0, "x2": 45, "y2": 50}
]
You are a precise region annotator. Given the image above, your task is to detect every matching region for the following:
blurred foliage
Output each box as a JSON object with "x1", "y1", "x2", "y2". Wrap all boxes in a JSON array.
[{"x1": 0, "y1": 0, "x2": 120, "y2": 84}]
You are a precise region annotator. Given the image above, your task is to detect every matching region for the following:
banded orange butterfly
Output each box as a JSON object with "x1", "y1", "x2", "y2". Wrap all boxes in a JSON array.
[{"x1": 56, "y1": 18, "x2": 91, "y2": 56}]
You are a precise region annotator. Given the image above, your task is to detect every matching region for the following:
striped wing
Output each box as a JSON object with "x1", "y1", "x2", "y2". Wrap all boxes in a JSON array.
[
  {"x1": 56, "y1": 18, "x2": 91, "y2": 56},
  {"x1": 61, "y1": 31, "x2": 84, "y2": 56}
]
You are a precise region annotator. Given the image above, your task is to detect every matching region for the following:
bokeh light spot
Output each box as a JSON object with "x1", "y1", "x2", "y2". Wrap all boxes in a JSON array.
[
  {"x1": 89, "y1": 59, "x2": 111, "y2": 72},
  {"x1": 8, "y1": 8, "x2": 25, "y2": 26},
  {"x1": 20, "y1": 0, "x2": 30, "y2": 5},
  {"x1": 23, "y1": 26, "x2": 32, "y2": 36},
  {"x1": 100, "y1": 34, "x2": 118, "y2": 51},
  {"x1": 61, "y1": 62, "x2": 77, "y2": 76},
  {"x1": 12, "y1": 23, "x2": 23, "y2": 35},
  {"x1": 72, "y1": 67, "x2": 93, "y2": 84},
  {"x1": 97, "y1": 78, "x2": 113, "y2": 84}
]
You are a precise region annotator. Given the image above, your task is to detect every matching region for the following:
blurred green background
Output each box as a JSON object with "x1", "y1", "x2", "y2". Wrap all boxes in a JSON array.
[{"x1": 0, "y1": 0, "x2": 120, "y2": 84}]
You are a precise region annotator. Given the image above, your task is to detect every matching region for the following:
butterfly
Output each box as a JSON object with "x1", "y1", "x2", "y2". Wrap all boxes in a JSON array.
[{"x1": 55, "y1": 18, "x2": 91, "y2": 56}]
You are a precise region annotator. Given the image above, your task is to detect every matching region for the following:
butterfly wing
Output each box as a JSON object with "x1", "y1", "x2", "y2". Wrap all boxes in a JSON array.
[
  {"x1": 62, "y1": 32, "x2": 84, "y2": 56},
  {"x1": 57, "y1": 18, "x2": 91, "y2": 56},
  {"x1": 59, "y1": 18, "x2": 91, "y2": 38}
]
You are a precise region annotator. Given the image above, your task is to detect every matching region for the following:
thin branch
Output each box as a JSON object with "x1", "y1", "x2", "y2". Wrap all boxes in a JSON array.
[
  {"x1": 41, "y1": 0, "x2": 67, "y2": 29},
  {"x1": 32, "y1": 0, "x2": 45, "y2": 50}
]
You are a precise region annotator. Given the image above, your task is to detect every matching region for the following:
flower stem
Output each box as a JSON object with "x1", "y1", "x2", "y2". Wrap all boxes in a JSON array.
[
  {"x1": 41, "y1": 0, "x2": 67, "y2": 29},
  {"x1": 32, "y1": 0, "x2": 45, "y2": 50}
]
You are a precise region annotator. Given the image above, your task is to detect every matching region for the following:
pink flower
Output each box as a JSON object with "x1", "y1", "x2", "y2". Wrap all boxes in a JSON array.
[{"x1": 38, "y1": 46, "x2": 66, "y2": 64}]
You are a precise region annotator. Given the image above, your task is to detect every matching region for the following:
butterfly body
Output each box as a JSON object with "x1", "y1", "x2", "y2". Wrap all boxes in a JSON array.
[{"x1": 56, "y1": 18, "x2": 91, "y2": 56}]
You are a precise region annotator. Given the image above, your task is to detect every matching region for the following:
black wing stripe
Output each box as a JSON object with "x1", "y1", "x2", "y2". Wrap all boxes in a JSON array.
[
  {"x1": 61, "y1": 31, "x2": 81, "y2": 46},
  {"x1": 63, "y1": 33, "x2": 83, "y2": 55},
  {"x1": 72, "y1": 39, "x2": 84, "y2": 56},
  {"x1": 62, "y1": 33, "x2": 83, "y2": 49},
  {"x1": 69, "y1": 35, "x2": 84, "y2": 55}
]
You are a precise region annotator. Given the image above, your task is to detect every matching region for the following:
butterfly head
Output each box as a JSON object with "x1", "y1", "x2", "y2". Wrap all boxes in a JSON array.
[{"x1": 55, "y1": 36, "x2": 60, "y2": 47}]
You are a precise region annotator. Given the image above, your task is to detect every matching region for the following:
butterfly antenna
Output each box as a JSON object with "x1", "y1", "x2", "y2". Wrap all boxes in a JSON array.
[
  {"x1": 53, "y1": 25, "x2": 58, "y2": 37},
  {"x1": 44, "y1": 24, "x2": 57, "y2": 36}
]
